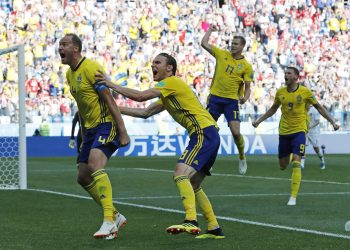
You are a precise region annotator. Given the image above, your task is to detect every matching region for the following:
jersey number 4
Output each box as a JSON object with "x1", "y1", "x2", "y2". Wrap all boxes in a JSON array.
[{"x1": 98, "y1": 136, "x2": 106, "y2": 144}]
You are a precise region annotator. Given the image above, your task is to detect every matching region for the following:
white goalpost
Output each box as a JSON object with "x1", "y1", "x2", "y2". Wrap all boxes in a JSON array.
[{"x1": 0, "y1": 45, "x2": 26, "y2": 189}]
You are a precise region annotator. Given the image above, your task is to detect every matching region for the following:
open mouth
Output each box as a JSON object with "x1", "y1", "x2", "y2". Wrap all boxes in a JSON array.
[
  {"x1": 153, "y1": 69, "x2": 158, "y2": 77},
  {"x1": 59, "y1": 52, "x2": 66, "y2": 59}
]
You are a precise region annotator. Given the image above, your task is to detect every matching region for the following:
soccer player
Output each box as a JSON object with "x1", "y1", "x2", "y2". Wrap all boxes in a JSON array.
[
  {"x1": 68, "y1": 111, "x2": 83, "y2": 167},
  {"x1": 252, "y1": 67, "x2": 339, "y2": 206},
  {"x1": 301, "y1": 105, "x2": 326, "y2": 169},
  {"x1": 59, "y1": 33, "x2": 130, "y2": 239},
  {"x1": 95, "y1": 53, "x2": 225, "y2": 239},
  {"x1": 201, "y1": 25, "x2": 254, "y2": 175}
]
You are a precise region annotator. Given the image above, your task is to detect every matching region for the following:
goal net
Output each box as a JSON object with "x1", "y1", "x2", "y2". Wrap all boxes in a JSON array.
[{"x1": 0, "y1": 45, "x2": 26, "y2": 189}]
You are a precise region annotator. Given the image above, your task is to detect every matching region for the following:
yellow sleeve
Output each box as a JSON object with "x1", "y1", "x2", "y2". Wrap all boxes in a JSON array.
[
  {"x1": 85, "y1": 61, "x2": 105, "y2": 86},
  {"x1": 155, "y1": 99, "x2": 163, "y2": 105},
  {"x1": 273, "y1": 89, "x2": 281, "y2": 106},
  {"x1": 211, "y1": 45, "x2": 223, "y2": 58},
  {"x1": 243, "y1": 63, "x2": 254, "y2": 82}
]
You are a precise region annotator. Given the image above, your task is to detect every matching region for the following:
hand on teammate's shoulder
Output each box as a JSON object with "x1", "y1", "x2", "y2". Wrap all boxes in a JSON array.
[{"x1": 95, "y1": 70, "x2": 114, "y2": 88}]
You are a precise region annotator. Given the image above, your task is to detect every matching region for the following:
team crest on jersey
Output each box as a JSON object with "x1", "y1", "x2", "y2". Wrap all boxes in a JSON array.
[
  {"x1": 237, "y1": 63, "x2": 242, "y2": 71},
  {"x1": 77, "y1": 74, "x2": 82, "y2": 85},
  {"x1": 156, "y1": 81, "x2": 165, "y2": 87},
  {"x1": 296, "y1": 95, "x2": 302, "y2": 103}
]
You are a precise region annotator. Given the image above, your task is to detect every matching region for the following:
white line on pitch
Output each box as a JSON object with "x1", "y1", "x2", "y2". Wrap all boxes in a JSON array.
[
  {"x1": 30, "y1": 167, "x2": 350, "y2": 186},
  {"x1": 113, "y1": 191, "x2": 350, "y2": 200},
  {"x1": 28, "y1": 188, "x2": 350, "y2": 240},
  {"x1": 120, "y1": 167, "x2": 350, "y2": 186}
]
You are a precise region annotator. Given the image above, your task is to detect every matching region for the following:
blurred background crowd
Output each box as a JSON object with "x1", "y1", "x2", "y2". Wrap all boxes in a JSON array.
[{"x1": 0, "y1": 0, "x2": 349, "y2": 131}]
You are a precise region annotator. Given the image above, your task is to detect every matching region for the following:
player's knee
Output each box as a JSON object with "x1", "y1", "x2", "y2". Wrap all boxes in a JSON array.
[
  {"x1": 173, "y1": 169, "x2": 182, "y2": 177},
  {"x1": 77, "y1": 176, "x2": 85, "y2": 186},
  {"x1": 232, "y1": 132, "x2": 241, "y2": 139},
  {"x1": 174, "y1": 163, "x2": 192, "y2": 177},
  {"x1": 190, "y1": 180, "x2": 200, "y2": 190},
  {"x1": 77, "y1": 171, "x2": 92, "y2": 186}
]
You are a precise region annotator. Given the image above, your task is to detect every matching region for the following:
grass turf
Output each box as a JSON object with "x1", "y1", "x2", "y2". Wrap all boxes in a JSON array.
[{"x1": 0, "y1": 155, "x2": 349, "y2": 249}]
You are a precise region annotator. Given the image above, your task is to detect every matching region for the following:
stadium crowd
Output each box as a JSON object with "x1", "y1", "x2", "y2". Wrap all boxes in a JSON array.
[{"x1": 0, "y1": 0, "x2": 349, "y2": 130}]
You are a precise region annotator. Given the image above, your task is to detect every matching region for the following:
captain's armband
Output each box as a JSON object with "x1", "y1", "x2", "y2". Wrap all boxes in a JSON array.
[{"x1": 94, "y1": 82, "x2": 108, "y2": 92}]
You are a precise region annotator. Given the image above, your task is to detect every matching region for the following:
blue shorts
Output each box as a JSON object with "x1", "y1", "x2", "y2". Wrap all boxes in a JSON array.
[
  {"x1": 79, "y1": 122, "x2": 120, "y2": 163},
  {"x1": 278, "y1": 132, "x2": 306, "y2": 158},
  {"x1": 177, "y1": 125, "x2": 220, "y2": 176},
  {"x1": 207, "y1": 95, "x2": 240, "y2": 123}
]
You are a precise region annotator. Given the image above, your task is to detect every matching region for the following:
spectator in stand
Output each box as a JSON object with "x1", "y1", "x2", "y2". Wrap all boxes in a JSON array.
[
  {"x1": 25, "y1": 74, "x2": 40, "y2": 98},
  {"x1": 243, "y1": 11, "x2": 255, "y2": 32},
  {"x1": 0, "y1": 0, "x2": 348, "y2": 130}
]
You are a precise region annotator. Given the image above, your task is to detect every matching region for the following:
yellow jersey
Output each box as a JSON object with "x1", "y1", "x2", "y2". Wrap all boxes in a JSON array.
[
  {"x1": 155, "y1": 76, "x2": 217, "y2": 135},
  {"x1": 210, "y1": 46, "x2": 254, "y2": 100},
  {"x1": 274, "y1": 85, "x2": 317, "y2": 135},
  {"x1": 66, "y1": 57, "x2": 113, "y2": 129}
]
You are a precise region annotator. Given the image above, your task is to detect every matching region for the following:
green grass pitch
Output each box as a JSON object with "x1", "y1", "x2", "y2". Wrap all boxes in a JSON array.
[{"x1": 1, "y1": 155, "x2": 350, "y2": 249}]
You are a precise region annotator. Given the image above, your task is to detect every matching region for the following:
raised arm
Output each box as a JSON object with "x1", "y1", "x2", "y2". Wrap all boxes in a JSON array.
[
  {"x1": 252, "y1": 103, "x2": 280, "y2": 128},
  {"x1": 95, "y1": 72, "x2": 160, "y2": 102},
  {"x1": 201, "y1": 25, "x2": 217, "y2": 55},
  {"x1": 312, "y1": 103, "x2": 340, "y2": 131},
  {"x1": 119, "y1": 101, "x2": 165, "y2": 119}
]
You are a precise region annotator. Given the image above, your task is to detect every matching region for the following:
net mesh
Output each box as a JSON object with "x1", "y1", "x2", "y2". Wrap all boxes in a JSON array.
[
  {"x1": 0, "y1": 46, "x2": 23, "y2": 189},
  {"x1": 0, "y1": 137, "x2": 19, "y2": 189}
]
